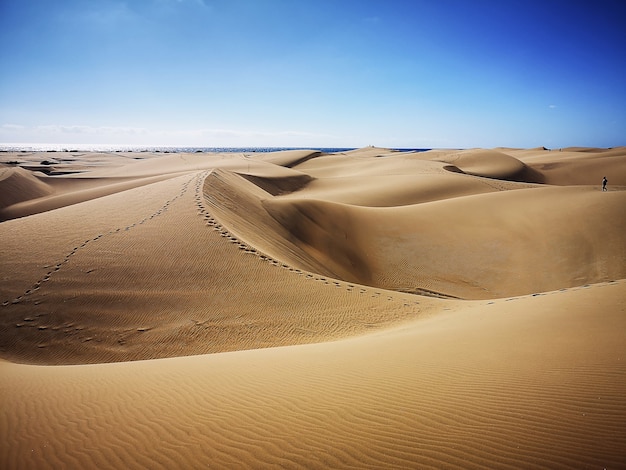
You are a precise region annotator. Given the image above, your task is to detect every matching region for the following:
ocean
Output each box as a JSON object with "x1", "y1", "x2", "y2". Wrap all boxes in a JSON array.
[{"x1": 0, "y1": 144, "x2": 430, "y2": 153}]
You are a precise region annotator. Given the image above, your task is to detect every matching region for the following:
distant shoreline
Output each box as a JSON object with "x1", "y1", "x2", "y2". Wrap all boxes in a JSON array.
[{"x1": 0, "y1": 144, "x2": 431, "y2": 153}]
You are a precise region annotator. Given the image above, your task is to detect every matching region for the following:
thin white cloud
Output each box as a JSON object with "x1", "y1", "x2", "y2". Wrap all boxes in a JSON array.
[
  {"x1": 3, "y1": 124, "x2": 325, "y2": 139},
  {"x1": 34, "y1": 125, "x2": 148, "y2": 135},
  {"x1": 1, "y1": 124, "x2": 25, "y2": 131},
  {"x1": 549, "y1": 104, "x2": 557, "y2": 109},
  {"x1": 172, "y1": 128, "x2": 336, "y2": 140},
  {"x1": 0, "y1": 123, "x2": 342, "y2": 147}
]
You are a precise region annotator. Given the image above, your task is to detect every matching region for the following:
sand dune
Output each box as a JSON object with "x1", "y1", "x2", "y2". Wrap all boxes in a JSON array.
[
  {"x1": 425, "y1": 148, "x2": 530, "y2": 180},
  {"x1": 0, "y1": 173, "x2": 183, "y2": 221},
  {"x1": 1, "y1": 282, "x2": 624, "y2": 469},
  {"x1": 264, "y1": 185, "x2": 625, "y2": 298},
  {"x1": 256, "y1": 148, "x2": 322, "y2": 167},
  {"x1": 507, "y1": 146, "x2": 626, "y2": 185},
  {"x1": 0, "y1": 166, "x2": 54, "y2": 208},
  {"x1": 1, "y1": 146, "x2": 625, "y2": 468}
]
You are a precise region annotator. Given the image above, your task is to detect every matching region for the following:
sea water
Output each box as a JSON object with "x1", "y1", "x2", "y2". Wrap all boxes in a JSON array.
[{"x1": 0, "y1": 143, "x2": 430, "y2": 153}]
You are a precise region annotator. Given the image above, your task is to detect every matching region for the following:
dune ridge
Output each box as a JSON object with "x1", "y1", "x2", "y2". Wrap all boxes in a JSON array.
[{"x1": 1, "y1": 146, "x2": 625, "y2": 468}]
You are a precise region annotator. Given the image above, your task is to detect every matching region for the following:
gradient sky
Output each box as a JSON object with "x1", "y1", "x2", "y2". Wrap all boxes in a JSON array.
[{"x1": 1, "y1": 0, "x2": 625, "y2": 148}]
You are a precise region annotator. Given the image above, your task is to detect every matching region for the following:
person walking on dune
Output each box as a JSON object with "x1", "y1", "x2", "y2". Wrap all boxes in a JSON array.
[{"x1": 602, "y1": 176, "x2": 608, "y2": 191}]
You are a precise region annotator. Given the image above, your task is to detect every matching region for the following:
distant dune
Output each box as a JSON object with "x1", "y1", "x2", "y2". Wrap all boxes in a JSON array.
[
  {"x1": 0, "y1": 166, "x2": 54, "y2": 208},
  {"x1": 1, "y1": 147, "x2": 625, "y2": 468}
]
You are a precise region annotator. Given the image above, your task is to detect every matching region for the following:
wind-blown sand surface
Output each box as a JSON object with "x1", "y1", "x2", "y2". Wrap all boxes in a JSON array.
[{"x1": 1, "y1": 147, "x2": 625, "y2": 468}]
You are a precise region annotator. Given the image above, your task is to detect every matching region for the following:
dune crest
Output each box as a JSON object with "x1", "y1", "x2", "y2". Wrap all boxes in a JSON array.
[{"x1": 254, "y1": 149, "x2": 322, "y2": 167}]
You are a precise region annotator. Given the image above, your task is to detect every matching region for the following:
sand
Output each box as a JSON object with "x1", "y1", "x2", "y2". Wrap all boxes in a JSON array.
[{"x1": 1, "y1": 146, "x2": 625, "y2": 468}]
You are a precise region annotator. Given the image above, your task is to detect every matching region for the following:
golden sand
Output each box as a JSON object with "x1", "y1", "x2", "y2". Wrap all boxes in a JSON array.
[{"x1": 1, "y1": 147, "x2": 625, "y2": 468}]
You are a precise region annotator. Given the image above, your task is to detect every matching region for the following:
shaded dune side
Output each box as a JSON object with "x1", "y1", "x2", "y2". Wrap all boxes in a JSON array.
[
  {"x1": 234, "y1": 161, "x2": 315, "y2": 196},
  {"x1": 239, "y1": 172, "x2": 313, "y2": 196},
  {"x1": 263, "y1": 197, "x2": 376, "y2": 286},
  {"x1": 2, "y1": 282, "x2": 625, "y2": 469},
  {"x1": 203, "y1": 168, "x2": 336, "y2": 277},
  {"x1": 263, "y1": 186, "x2": 626, "y2": 299},
  {"x1": 0, "y1": 166, "x2": 54, "y2": 208}
]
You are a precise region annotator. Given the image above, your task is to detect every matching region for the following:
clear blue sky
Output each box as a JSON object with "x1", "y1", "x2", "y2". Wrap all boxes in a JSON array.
[{"x1": 1, "y1": 0, "x2": 625, "y2": 148}]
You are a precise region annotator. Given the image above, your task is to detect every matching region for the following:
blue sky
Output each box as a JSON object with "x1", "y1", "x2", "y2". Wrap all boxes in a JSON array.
[{"x1": 1, "y1": 0, "x2": 625, "y2": 148}]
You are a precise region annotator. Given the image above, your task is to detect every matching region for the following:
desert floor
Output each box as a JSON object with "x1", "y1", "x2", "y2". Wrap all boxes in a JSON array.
[{"x1": 1, "y1": 146, "x2": 625, "y2": 468}]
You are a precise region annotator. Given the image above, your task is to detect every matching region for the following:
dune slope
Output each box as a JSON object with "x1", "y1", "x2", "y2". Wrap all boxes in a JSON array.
[{"x1": 1, "y1": 281, "x2": 625, "y2": 469}]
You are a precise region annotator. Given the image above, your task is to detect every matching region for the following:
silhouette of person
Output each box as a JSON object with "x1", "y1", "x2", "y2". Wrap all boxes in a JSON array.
[{"x1": 602, "y1": 176, "x2": 608, "y2": 191}]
